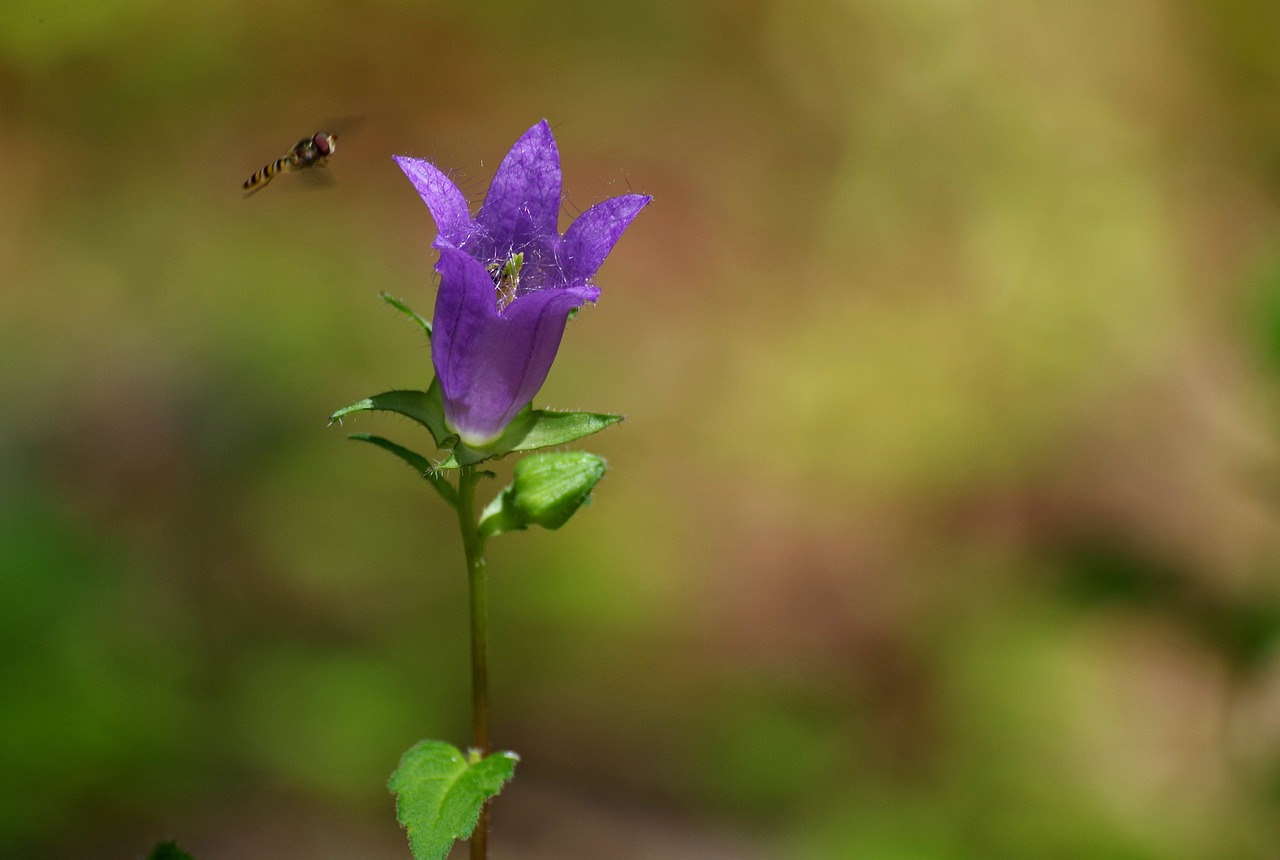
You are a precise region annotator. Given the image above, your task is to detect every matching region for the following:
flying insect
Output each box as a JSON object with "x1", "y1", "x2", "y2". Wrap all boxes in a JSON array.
[{"x1": 243, "y1": 131, "x2": 338, "y2": 194}]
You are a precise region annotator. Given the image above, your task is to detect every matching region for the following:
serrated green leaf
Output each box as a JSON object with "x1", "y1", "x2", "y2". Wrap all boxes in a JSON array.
[
  {"x1": 329, "y1": 381, "x2": 454, "y2": 449},
  {"x1": 389, "y1": 740, "x2": 519, "y2": 860},
  {"x1": 381, "y1": 292, "x2": 432, "y2": 340},
  {"x1": 438, "y1": 409, "x2": 624, "y2": 469},
  {"x1": 145, "y1": 842, "x2": 195, "y2": 860},
  {"x1": 348, "y1": 433, "x2": 457, "y2": 507}
]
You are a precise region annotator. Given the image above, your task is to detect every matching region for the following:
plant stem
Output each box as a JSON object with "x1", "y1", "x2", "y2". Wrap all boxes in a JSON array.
[{"x1": 455, "y1": 465, "x2": 491, "y2": 859}]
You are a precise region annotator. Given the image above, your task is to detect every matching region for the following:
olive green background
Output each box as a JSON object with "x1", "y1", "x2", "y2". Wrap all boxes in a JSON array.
[{"x1": 3, "y1": 1, "x2": 1280, "y2": 857}]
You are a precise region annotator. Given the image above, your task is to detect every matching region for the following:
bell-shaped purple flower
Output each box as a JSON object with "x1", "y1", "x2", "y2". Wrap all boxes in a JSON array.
[{"x1": 394, "y1": 121, "x2": 650, "y2": 448}]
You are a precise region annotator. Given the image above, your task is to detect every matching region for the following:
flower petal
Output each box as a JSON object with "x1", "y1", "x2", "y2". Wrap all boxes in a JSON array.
[
  {"x1": 394, "y1": 156, "x2": 475, "y2": 246},
  {"x1": 431, "y1": 245, "x2": 596, "y2": 447},
  {"x1": 477, "y1": 120, "x2": 562, "y2": 249},
  {"x1": 431, "y1": 243, "x2": 501, "y2": 398},
  {"x1": 559, "y1": 194, "x2": 652, "y2": 283}
]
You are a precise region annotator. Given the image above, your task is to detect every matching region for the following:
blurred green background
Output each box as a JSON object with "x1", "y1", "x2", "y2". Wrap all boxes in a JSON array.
[{"x1": 4, "y1": 1, "x2": 1280, "y2": 857}]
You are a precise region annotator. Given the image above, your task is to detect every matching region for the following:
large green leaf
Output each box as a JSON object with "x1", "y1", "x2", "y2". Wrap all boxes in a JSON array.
[
  {"x1": 145, "y1": 842, "x2": 195, "y2": 860},
  {"x1": 389, "y1": 740, "x2": 519, "y2": 860}
]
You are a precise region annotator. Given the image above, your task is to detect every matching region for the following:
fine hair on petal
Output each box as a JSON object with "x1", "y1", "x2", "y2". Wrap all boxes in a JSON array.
[{"x1": 447, "y1": 166, "x2": 488, "y2": 204}]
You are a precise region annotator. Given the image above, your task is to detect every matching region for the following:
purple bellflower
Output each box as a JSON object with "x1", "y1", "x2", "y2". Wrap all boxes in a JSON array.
[{"x1": 393, "y1": 120, "x2": 650, "y2": 448}]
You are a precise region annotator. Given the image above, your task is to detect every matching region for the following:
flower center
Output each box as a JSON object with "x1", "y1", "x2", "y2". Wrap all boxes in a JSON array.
[{"x1": 487, "y1": 252, "x2": 524, "y2": 313}]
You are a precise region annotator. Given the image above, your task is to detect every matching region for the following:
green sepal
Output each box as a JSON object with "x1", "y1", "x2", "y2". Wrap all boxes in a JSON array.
[
  {"x1": 381, "y1": 291, "x2": 432, "y2": 340},
  {"x1": 145, "y1": 842, "x2": 195, "y2": 860},
  {"x1": 479, "y1": 451, "x2": 606, "y2": 538},
  {"x1": 331, "y1": 382, "x2": 622, "y2": 469},
  {"x1": 329, "y1": 380, "x2": 456, "y2": 450},
  {"x1": 439, "y1": 408, "x2": 624, "y2": 469},
  {"x1": 389, "y1": 740, "x2": 519, "y2": 860},
  {"x1": 347, "y1": 433, "x2": 457, "y2": 507}
]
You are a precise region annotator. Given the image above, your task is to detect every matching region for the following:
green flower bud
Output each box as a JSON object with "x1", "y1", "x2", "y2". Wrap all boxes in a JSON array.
[
  {"x1": 479, "y1": 451, "x2": 606, "y2": 537},
  {"x1": 511, "y1": 451, "x2": 606, "y2": 529}
]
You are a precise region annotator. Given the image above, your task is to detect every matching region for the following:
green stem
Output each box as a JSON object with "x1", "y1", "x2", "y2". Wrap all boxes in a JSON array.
[{"x1": 455, "y1": 465, "x2": 491, "y2": 859}]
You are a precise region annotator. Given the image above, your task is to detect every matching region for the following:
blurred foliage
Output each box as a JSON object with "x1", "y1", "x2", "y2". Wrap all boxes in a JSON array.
[
  {"x1": 1056, "y1": 537, "x2": 1280, "y2": 675},
  {"x1": 146, "y1": 841, "x2": 196, "y2": 860},
  {"x1": 2, "y1": 0, "x2": 1280, "y2": 858}
]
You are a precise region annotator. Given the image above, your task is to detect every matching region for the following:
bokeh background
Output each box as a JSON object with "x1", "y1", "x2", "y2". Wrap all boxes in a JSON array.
[{"x1": 4, "y1": 1, "x2": 1280, "y2": 857}]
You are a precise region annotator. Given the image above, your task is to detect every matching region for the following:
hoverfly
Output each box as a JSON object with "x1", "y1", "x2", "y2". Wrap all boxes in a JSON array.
[
  {"x1": 487, "y1": 252, "x2": 524, "y2": 312},
  {"x1": 242, "y1": 131, "x2": 338, "y2": 194}
]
